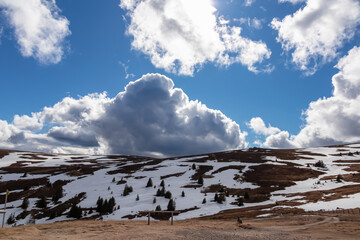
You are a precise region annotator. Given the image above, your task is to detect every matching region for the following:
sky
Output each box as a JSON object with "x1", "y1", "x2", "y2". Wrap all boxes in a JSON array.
[{"x1": 0, "y1": 0, "x2": 360, "y2": 157}]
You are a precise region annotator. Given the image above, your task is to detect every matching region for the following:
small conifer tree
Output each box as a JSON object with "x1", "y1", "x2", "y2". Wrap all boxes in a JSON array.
[
  {"x1": 21, "y1": 198, "x2": 29, "y2": 210},
  {"x1": 181, "y1": 191, "x2": 185, "y2": 197},
  {"x1": 146, "y1": 178, "x2": 153, "y2": 187},
  {"x1": 68, "y1": 203, "x2": 82, "y2": 219},
  {"x1": 155, "y1": 205, "x2": 161, "y2": 211},
  {"x1": 136, "y1": 194, "x2": 140, "y2": 201},
  {"x1": 202, "y1": 198, "x2": 206, "y2": 204},
  {"x1": 192, "y1": 163, "x2": 196, "y2": 170},
  {"x1": 160, "y1": 180, "x2": 165, "y2": 187},
  {"x1": 165, "y1": 191, "x2": 172, "y2": 199},
  {"x1": 167, "y1": 199, "x2": 176, "y2": 211},
  {"x1": 244, "y1": 192, "x2": 249, "y2": 199},
  {"x1": 198, "y1": 176, "x2": 204, "y2": 185},
  {"x1": 36, "y1": 196, "x2": 47, "y2": 208}
]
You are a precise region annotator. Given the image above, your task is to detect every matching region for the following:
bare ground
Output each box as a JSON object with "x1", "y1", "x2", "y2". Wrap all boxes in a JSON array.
[{"x1": 1, "y1": 214, "x2": 359, "y2": 240}]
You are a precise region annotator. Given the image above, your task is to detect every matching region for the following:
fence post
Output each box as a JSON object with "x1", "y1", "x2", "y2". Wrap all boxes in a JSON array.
[
  {"x1": 2, "y1": 190, "x2": 9, "y2": 228},
  {"x1": 148, "y1": 212, "x2": 150, "y2": 225},
  {"x1": 171, "y1": 212, "x2": 173, "y2": 225}
]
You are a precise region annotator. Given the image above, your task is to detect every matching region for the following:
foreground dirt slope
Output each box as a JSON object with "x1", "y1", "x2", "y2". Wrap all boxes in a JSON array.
[{"x1": 1, "y1": 214, "x2": 359, "y2": 240}]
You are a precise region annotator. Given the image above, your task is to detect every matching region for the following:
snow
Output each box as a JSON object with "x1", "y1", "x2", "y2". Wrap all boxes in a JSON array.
[{"x1": 1, "y1": 144, "x2": 360, "y2": 226}]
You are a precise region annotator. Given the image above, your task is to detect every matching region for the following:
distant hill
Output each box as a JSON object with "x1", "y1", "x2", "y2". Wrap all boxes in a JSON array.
[{"x1": 1, "y1": 144, "x2": 359, "y2": 226}]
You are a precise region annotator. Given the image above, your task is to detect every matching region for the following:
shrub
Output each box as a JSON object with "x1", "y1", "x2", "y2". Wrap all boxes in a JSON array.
[
  {"x1": 238, "y1": 197, "x2": 244, "y2": 206},
  {"x1": 52, "y1": 186, "x2": 63, "y2": 202},
  {"x1": 7, "y1": 213, "x2": 15, "y2": 225},
  {"x1": 146, "y1": 178, "x2": 153, "y2": 187},
  {"x1": 216, "y1": 193, "x2": 226, "y2": 204},
  {"x1": 167, "y1": 199, "x2": 176, "y2": 211},
  {"x1": 123, "y1": 184, "x2": 133, "y2": 196},
  {"x1": 314, "y1": 160, "x2": 326, "y2": 168},
  {"x1": 348, "y1": 152, "x2": 354, "y2": 156},
  {"x1": 68, "y1": 203, "x2": 82, "y2": 219},
  {"x1": 155, "y1": 205, "x2": 161, "y2": 211},
  {"x1": 36, "y1": 196, "x2": 47, "y2": 209},
  {"x1": 244, "y1": 192, "x2": 249, "y2": 199},
  {"x1": 336, "y1": 174, "x2": 343, "y2": 182},
  {"x1": 22, "y1": 172, "x2": 27, "y2": 178},
  {"x1": 21, "y1": 198, "x2": 29, "y2": 210},
  {"x1": 214, "y1": 193, "x2": 218, "y2": 202},
  {"x1": 112, "y1": 177, "x2": 115, "y2": 183},
  {"x1": 165, "y1": 191, "x2": 172, "y2": 199},
  {"x1": 197, "y1": 176, "x2": 204, "y2": 185}
]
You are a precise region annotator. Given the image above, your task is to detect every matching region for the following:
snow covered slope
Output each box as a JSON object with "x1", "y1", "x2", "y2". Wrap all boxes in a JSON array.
[{"x1": 1, "y1": 144, "x2": 360, "y2": 226}]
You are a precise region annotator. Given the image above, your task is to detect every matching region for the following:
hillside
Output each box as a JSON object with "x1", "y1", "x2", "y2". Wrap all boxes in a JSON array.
[{"x1": 1, "y1": 144, "x2": 360, "y2": 227}]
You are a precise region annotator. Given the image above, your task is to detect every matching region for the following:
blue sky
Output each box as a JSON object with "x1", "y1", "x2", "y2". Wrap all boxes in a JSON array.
[{"x1": 0, "y1": 0, "x2": 360, "y2": 156}]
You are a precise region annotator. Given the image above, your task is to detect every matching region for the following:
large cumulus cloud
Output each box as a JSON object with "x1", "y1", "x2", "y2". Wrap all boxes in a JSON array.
[
  {"x1": 119, "y1": 0, "x2": 271, "y2": 75},
  {"x1": 0, "y1": 74, "x2": 247, "y2": 157},
  {"x1": 250, "y1": 46, "x2": 360, "y2": 148}
]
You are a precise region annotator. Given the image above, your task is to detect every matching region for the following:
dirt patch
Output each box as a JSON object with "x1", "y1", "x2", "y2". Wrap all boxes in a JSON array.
[
  {"x1": 161, "y1": 172, "x2": 186, "y2": 179},
  {"x1": 211, "y1": 165, "x2": 244, "y2": 174},
  {"x1": 286, "y1": 184, "x2": 360, "y2": 203}
]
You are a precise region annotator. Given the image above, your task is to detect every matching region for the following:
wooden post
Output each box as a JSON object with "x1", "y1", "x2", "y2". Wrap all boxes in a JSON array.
[
  {"x1": 2, "y1": 190, "x2": 8, "y2": 228},
  {"x1": 148, "y1": 212, "x2": 150, "y2": 225},
  {"x1": 171, "y1": 211, "x2": 173, "y2": 225}
]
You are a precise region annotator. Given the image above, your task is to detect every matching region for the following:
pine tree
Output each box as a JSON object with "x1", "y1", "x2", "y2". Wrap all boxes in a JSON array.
[
  {"x1": 165, "y1": 191, "x2": 172, "y2": 199},
  {"x1": 214, "y1": 193, "x2": 218, "y2": 202},
  {"x1": 153, "y1": 197, "x2": 156, "y2": 204},
  {"x1": 52, "y1": 186, "x2": 63, "y2": 202},
  {"x1": 181, "y1": 191, "x2": 185, "y2": 197},
  {"x1": 192, "y1": 163, "x2": 196, "y2": 170},
  {"x1": 198, "y1": 176, "x2": 204, "y2": 185},
  {"x1": 160, "y1": 180, "x2": 165, "y2": 187},
  {"x1": 167, "y1": 199, "x2": 176, "y2": 211},
  {"x1": 238, "y1": 197, "x2": 244, "y2": 206},
  {"x1": 244, "y1": 192, "x2": 249, "y2": 199},
  {"x1": 123, "y1": 184, "x2": 133, "y2": 196},
  {"x1": 21, "y1": 198, "x2": 29, "y2": 210},
  {"x1": 96, "y1": 197, "x2": 104, "y2": 213},
  {"x1": 146, "y1": 178, "x2": 153, "y2": 187},
  {"x1": 68, "y1": 203, "x2": 82, "y2": 219},
  {"x1": 36, "y1": 196, "x2": 47, "y2": 208},
  {"x1": 155, "y1": 205, "x2": 161, "y2": 211},
  {"x1": 202, "y1": 198, "x2": 206, "y2": 204},
  {"x1": 136, "y1": 194, "x2": 140, "y2": 201}
]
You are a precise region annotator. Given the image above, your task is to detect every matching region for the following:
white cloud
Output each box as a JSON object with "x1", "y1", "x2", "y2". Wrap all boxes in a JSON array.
[
  {"x1": 271, "y1": 0, "x2": 360, "y2": 75},
  {"x1": 244, "y1": 0, "x2": 255, "y2": 6},
  {"x1": 247, "y1": 117, "x2": 280, "y2": 136},
  {"x1": 234, "y1": 17, "x2": 263, "y2": 30},
  {"x1": 0, "y1": 0, "x2": 71, "y2": 64},
  {"x1": 252, "y1": 46, "x2": 360, "y2": 148},
  {"x1": 13, "y1": 114, "x2": 42, "y2": 131},
  {"x1": 0, "y1": 73, "x2": 247, "y2": 157},
  {"x1": 119, "y1": 0, "x2": 271, "y2": 75}
]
